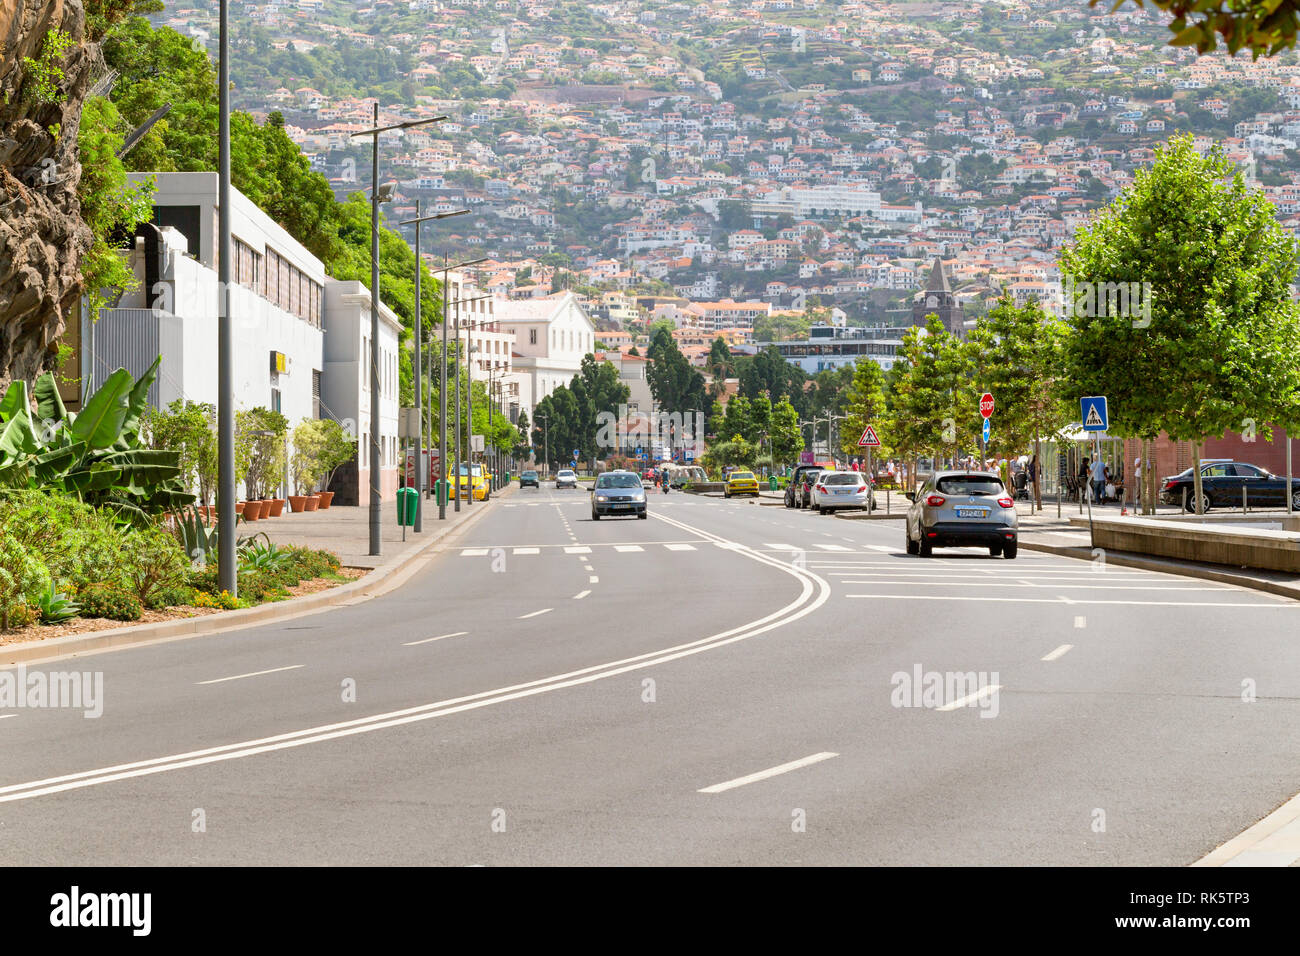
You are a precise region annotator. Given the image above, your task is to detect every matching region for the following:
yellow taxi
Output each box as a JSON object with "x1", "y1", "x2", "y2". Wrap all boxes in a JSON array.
[
  {"x1": 724, "y1": 470, "x2": 760, "y2": 498},
  {"x1": 452, "y1": 463, "x2": 490, "y2": 501}
]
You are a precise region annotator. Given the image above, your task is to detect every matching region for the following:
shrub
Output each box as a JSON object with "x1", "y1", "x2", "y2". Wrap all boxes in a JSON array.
[
  {"x1": 6, "y1": 604, "x2": 37, "y2": 629},
  {"x1": 239, "y1": 571, "x2": 288, "y2": 604},
  {"x1": 147, "y1": 585, "x2": 194, "y2": 610},
  {"x1": 77, "y1": 584, "x2": 143, "y2": 622},
  {"x1": 193, "y1": 590, "x2": 242, "y2": 610},
  {"x1": 0, "y1": 531, "x2": 49, "y2": 630},
  {"x1": 123, "y1": 524, "x2": 189, "y2": 606}
]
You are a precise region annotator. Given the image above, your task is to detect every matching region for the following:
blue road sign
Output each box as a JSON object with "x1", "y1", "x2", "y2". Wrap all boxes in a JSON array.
[
  {"x1": 570, "y1": 459, "x2": 577, "y2": 468},
  {"x1": 982, "y1": 418, "x2": 991, "y2": 443},
  {"x1": 1080, "y1": 396, "x2": 1109, "y2": 432},
  {"x1": 573, "y1": 448, "x2": 580, "y2": 459}
]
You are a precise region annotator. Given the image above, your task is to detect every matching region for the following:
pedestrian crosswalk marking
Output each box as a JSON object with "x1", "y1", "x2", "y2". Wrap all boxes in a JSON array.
[
  {"x1": 815, "y1": 544, "x2": 853, "y2": 552},
  {"x1": 614, "y1": 545, "x2": 644, "y2": 552},
  {"x1": 512, "y1": 547, "x2": 540, "y2": 555},
  {"x1": 564, "y1": 546, "x2": 591, "y2": 553},
  {"x1": 460, "y1": 548, "x2": 489, "y2": 556},
  {"x1": 665, "y1": 543, "x2": 696, "y2": 551},
  {"x1": 763, "y1": 543, "x2": 799, "y2": 551}
]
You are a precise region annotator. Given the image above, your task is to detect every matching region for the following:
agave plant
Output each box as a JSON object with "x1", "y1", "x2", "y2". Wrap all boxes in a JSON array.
[
  {"x1": 172, "y1": 504, "x2": 268, "y2": 568},
  {"x1": 238, "y1": 540, "x2": 288, "y2": 574},
  {"x1": 0, "y1": 357, "x2": 194, "y2": 522},
  {"x1": 35, "y1": 580, "x2": 81, "y2": 624}
]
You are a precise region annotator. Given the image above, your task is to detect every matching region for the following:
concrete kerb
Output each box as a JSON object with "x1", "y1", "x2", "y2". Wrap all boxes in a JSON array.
[
  {"x1": 0, "y1": 487, "x2": 509, "y2": 669},
  {"x1": 1017, "y1": 538, "x2": 1300, "y2": 603}
]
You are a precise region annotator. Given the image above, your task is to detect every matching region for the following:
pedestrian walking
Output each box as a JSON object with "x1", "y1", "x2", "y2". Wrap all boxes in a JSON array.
[{"x1": 1090, "y1": 456, "x2": 1107, "y2": 505}]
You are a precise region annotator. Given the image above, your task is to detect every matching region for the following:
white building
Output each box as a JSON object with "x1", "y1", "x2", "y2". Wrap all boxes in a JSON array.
[
  {"x1": 321, "y1": 280, "x2": 402, "y2": 507},
  {"x1": 88, "y1": 173, "x2": 326, "y2": 499},
  {"x1": 496, "y1": 292, "x2": 597, "y2": 419}
]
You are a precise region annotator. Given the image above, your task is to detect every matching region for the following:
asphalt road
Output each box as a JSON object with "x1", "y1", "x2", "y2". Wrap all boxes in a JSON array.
[{"x1": 1, "y1": 485, "x2": 1297, "y2": 865}]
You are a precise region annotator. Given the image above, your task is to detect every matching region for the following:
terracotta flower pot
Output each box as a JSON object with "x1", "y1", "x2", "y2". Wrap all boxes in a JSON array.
[
  {"x1": 288, "y1": 495, "x2": 309, "y2": 513},
  {"x1": 266, "y1": 498, "x2": 285, "y2": 518},
  {"x1": 303, "y1": 495, "x2": 320, "y2": 512},
  {"x1": 317, "y1": 490, "x2": 335, "y2": 509},
  {"x1": 235, "y1": 502, "x2": 246, "y2": 516},
  {"x1": 243, "y1": 500, "x2": 263, "y2": 521}
]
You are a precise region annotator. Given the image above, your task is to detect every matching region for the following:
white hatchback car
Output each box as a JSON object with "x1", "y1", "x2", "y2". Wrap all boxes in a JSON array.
[
  {"x1": 555, "y1": 469, "x2": 578, "y2": 489},
  {"x1": 809, "y1": 471, "x2": 873, "y2": 514}
]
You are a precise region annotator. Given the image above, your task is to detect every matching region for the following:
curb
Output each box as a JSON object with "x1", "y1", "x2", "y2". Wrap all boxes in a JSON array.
[
  {"x1": 0, "y1": 488, "x2": 507, "y2": 668},
  {"x1": 1193, "y1": 789, "x2": 1300, "y2": 867},
  {"x1": 1017, "y1": 538, "x2": 1300, "y2": 602},
  {"x1": 834, "y1": 511, "x2": 905, "y2": 521}
]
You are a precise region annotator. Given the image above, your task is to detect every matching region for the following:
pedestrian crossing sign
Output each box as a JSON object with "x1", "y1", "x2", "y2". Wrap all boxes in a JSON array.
[
  {"x1": 1081, "y1": 396, "x2": 1109, "y2": 432},
  {"x1": 858, "y1": 425, "x2": 881, "y2": 447}
]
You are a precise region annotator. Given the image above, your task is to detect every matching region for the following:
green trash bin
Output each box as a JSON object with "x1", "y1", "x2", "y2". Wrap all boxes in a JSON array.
[
  {"x1": 433, "y1": 478, "x2": 448, "y2": 506},
  {"x1": 397, "y1": 486, "x2": 418, "y2": 526},
  {"x1": 504, "y1": 471, "x2": 511, "y2": 485},
  {"x1": 768, "y1": 476, "x2": 779, "y2": 491}
]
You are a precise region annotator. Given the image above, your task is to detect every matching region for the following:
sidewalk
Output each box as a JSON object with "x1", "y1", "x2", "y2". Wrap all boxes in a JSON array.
[{"x1": 246, "y1": 487, "x2": 514, "y2": 568}]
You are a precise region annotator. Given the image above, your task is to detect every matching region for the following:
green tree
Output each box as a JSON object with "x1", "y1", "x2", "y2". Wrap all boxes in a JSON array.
[
  {"x1": 1108, "y1": 0, "x2": 1300, "y2": 57},
  {"x1": 769, "y1": 396, "x2": 804, "y2": 465},
  {"x1": 841, "y1": 359, "x2": 888, "y2": 461},
  {"x1": 1060, "y1": 134, "x2": 1300, "y2": 513},
  {"x1": 144, "y1": 400, "x2": 218, "y2": 506},
  {"x1": 647, "y1": 325, "x2": 708, "y2": 416},
  {"x1": 965, "y1": 297, "x2": 1073, "y2": 507},
  {"x1": 882, "y1": 317, "x2": 976, "y2": 482}
]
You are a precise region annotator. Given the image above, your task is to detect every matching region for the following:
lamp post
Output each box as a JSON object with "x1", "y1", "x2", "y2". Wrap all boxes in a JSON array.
[
  {"x1": 218, "y1": 0, "x2": 235, "y2": 595},
  {"x1": 350, "y1": 106, "x2": 445, "y2": 555},
  {"x1": 398, "y1": 205, "x2": 468, "y2": 532},
  {"x1": 453, "y1": 295, "x2": 494, "y2": 509},
  {"x1": 467, "y1": 344, "x2": 479, "y2": 506},
  {"x1": 435, "y1": 257, "x2": 488, "y2": 518},
  {"x1": 537, "y1": 412, "x2": 549, "y2": 477}
]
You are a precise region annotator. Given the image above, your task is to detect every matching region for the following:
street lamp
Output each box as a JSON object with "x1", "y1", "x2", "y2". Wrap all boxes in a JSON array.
[
  {"x1": 537, "y1": 412, "x2": 549, "y2": 477},
  {"x1": 217, "y1": 0, "x2": 236, "y2": 595},
  {"x1": 436, "y1": 257, "x2": 488, "y2": 517},
  {"x1": 398, "y1": 205, "x2": 468, "y2": 532},
  {"x1": 350, "y1": 106, "x2": 446, "y2": 555},
  {"x1": 467, "y1": 344, "x2": 480, "y2": 507}
]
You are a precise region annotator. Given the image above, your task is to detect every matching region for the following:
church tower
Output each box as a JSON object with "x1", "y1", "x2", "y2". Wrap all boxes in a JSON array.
[{"x1": 912, "y1": 258, "x2": 965, "y2": 337}]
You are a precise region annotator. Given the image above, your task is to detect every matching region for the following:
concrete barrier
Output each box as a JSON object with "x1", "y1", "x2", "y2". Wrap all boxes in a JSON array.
[{"x1": 1071, "y1": 516, "x2": 1300, "y2": 573}]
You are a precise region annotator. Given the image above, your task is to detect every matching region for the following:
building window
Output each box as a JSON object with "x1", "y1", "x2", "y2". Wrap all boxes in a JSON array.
[
  {"x1": 529, "y1": 329, "x2": 537, "y2": 345},
  {"x1": 312, "y1": 370, "x2": 321, "y2": 419}
]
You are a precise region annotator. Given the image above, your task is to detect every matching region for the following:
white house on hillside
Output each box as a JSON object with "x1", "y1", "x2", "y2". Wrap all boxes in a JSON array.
[{"x1": 496, "y1": 292, "x2": 597, "y2": 419}]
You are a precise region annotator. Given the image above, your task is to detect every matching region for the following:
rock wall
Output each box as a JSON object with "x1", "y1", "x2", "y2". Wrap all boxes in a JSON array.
[{"x1": 0, "y1": 0, "x2": 97, "y2": 388}]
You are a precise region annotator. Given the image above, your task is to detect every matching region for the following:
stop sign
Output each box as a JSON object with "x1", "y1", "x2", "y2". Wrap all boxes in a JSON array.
[{"x1": 979, "y1": 392, "x2": 995, "y2": 419}]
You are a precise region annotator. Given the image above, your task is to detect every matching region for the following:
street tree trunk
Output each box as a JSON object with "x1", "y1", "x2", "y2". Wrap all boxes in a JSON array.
[{"x1": 1191, "y1": 442, "x2": 1205, "y2": 516}]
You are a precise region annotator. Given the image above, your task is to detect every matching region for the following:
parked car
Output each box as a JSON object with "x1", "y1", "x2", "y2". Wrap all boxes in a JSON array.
[
  {"x1": 905, "y1": 470, "x2": 1018, "y2": 558},
  {"x1": 519, "y1": 470, "x2": 539, "y2": 488},
  {"x1": 1160, "y1": 461, "x2": 1300, "y2": 513},
  {"x1": 555, "y1": 469, "x2": 578, "y2": 490},
  {"x1": 810, "y1": 471, "x2": 873, "y2": 513},
  {"x1": 795, "y1": 468, "x2": 824, "y2": 509},
  {"x1": 724, "y1": 470, "x2": 760, "y2": 498},
  {"x1": 451, "y1": 463, "x2": 490, "y2": 501},
  {"x1": 784, "y1": 464, "x2": 825, "y2": 507},
  {"x1": 591, "y1": 470, "x2": 647, "y2": 520}
]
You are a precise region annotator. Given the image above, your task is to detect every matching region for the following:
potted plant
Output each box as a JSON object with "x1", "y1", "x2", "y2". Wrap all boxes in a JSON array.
[
  {"x1": 293, "y1": 418, "x2": 354, "y2": 509},
  {"x1": 236, "y1": 406, "x2": 289, "y2": 520}
]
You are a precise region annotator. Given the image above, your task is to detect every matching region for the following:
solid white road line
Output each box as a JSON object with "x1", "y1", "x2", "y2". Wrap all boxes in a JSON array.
[
  {"x1": 0, "y1": 512, "x2": 831, "y2": 807},
  {"x1": 518, "y1": 608, "x2": 552, "y2": 619},
  {"x1": 573, "y1": 590, "x2": 591, "y2": 600},
  {"x1": 836, "y1": 580, "x2": 1222, "y2": 592},
  {"x1": 197, "y1": 665, "x2": 304, "y2": 686},
  {"x1": 763, "y1": 543, "x2": 799, "y2": 551},
  {"x1": 937, "y1": 685, "x2": 1002, "y2": 711},
  {"x1": 403, "y1": 631, "x2": 469, "y2": 647},
  {"x1": 1041, "y1": 644, "x2": 1074, "y2": 662},
  {"x1": 815, "y1": 544, "x2": 853, "y2": 552},
  {"x1": 698, "y1": 752, "x2": 839, "y2": 794},
  {"x1": 0, "y1": 714, "x2": 16, "y2": 720},
  {"x1": 846, "y1": 594, "x2": 1288, "y2": 608}
]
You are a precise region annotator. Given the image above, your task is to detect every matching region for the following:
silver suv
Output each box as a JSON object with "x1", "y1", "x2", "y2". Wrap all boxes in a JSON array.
[{"x1": 905, "y1": 471, "x2": 1018, "y2": 558}]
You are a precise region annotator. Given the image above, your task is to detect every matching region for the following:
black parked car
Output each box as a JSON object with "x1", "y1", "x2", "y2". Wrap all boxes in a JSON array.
[
  {"x1": 1160, "y1": 461, "x2": 1300, "y2": 512},
  {"x1": 795, "y1": 468, "x2": 824, "y2": 509},
  {"x1": 784, "y1": 465, "x2": 823, "y2": 508},
  {"x1": 519, "y1": 470, "x2": 539, "y2": 488}
]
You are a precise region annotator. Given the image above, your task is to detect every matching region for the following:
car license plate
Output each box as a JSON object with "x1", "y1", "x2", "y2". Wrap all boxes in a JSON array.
[
  {"x1": 955, "y1": 508, "x2": 988, "y2": 518},
  {"x1": 614, "y1": 503, "x2": 630, "y2": 509},
  {"x1": 835, "y1": 489, "x2": 849, "y2": 495}
]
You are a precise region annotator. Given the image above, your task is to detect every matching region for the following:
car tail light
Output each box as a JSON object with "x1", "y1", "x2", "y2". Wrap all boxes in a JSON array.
[
  {"x1": 925, "y1": 494, "x2": 946, "y2": 506},
  {"x1": 816, "y1": 484, "x2": 826, "y2": 493},
  {"x1": 996, "y1": 496, "x2": 1014, "y2": 508},
  {"x1": 1163, "y1": 479, "x2": 1177, "y2": 491}
]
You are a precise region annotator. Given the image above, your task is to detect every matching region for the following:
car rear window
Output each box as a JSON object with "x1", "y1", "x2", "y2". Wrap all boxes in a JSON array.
[
  {"x1": 731, "y1": 472, "x2": 754, "y2": 480},
  {"x1": 824, "y1": 474, "x2": 862, "y2": 485},
  {"x1": 936, "y1": 476, "x2": 1004, "y2": 495},
  {"x1": 597, "y1": 474, "x2": 641, "y2": 488}
]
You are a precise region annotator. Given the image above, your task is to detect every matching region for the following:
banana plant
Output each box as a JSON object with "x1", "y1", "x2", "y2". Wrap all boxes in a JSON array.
[{"x1": 0, "y1": 358, "x2": 194, "y2": 522}]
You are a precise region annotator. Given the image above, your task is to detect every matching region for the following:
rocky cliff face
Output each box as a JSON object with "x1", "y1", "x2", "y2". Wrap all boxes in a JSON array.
[{"x1": 0, "y1": 0, "x2": 97, "y2": 388}]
